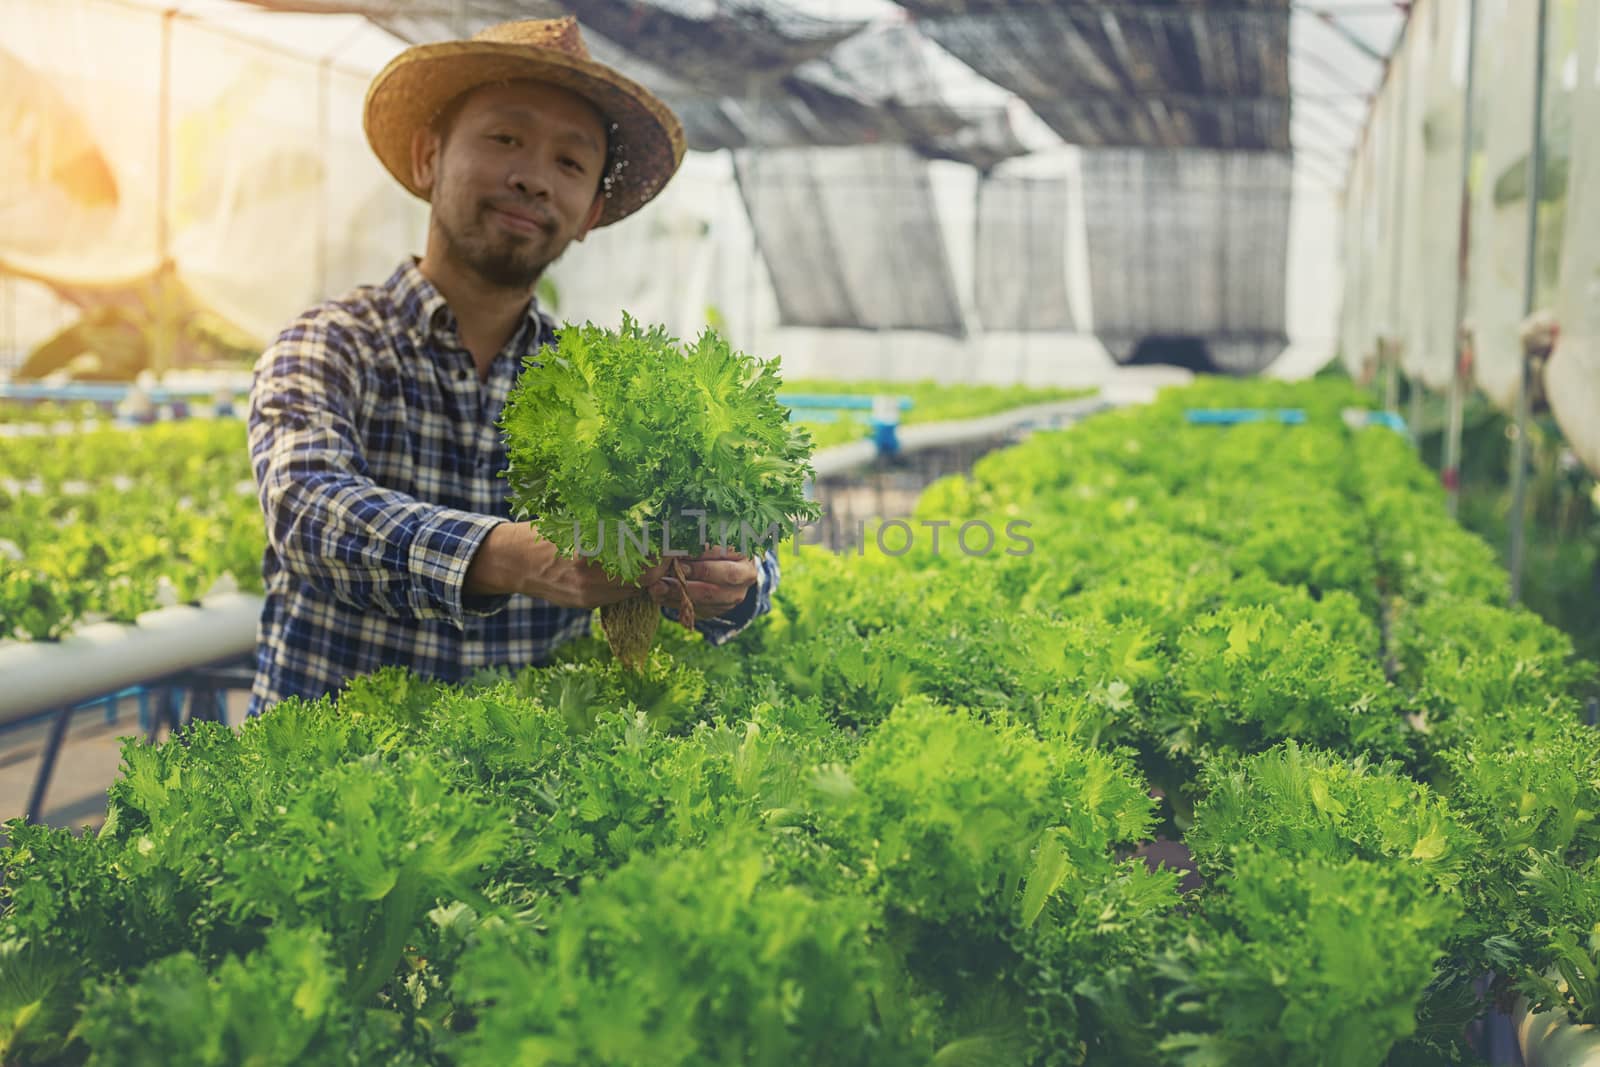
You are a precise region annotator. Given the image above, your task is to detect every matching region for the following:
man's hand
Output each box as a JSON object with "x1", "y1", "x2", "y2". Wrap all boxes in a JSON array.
[
  {"x1": 647, "y1": 545, "x2": 759, "y2": 622},
  {"x1": 465, "y1": 523, "x2": 669, "y2": 609},
  {"x1": 537, "y1": 555, "x2": 673, "y2": 610}
]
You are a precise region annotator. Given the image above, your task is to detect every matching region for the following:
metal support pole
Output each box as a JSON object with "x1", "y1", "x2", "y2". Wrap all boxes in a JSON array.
[
  {"x1": 1509, "y1": 0, "x2": 1551, "y2": 605},
  {"x1": 157, "y1": 10, "x2": 175, "y2": 272},
  {"x1": 1407, "y1": 364, "x2": 1423, "y2": 446},
  {"x1": 1, "y1": 275, "x2": 12, "y2": 376},
  {"x1": 154, "y1": 9, "x2": 177, "y2": 379},
  {"x1": 1310, "y1": 8, "x2": 1387, "y2": 63},
  {"x1": 1383, "y1": 337, "x2": 1400, "y2": 411},
  {"x1": 146, "y1": 687, "x2": 182, "y2": 745},
  {"x1": 1444, "y1": 330, "x2": 1470, "y2": 512},
  {"x1": 745, "y1": 150, "x2": 761, "y2": 355},
  {"x1": 1444, "y1": 0, "x2": 1481, "y2": 516},
  {"x1": 25, "y1": 707, "x2": 74, "y2": 825},
  {"x1": 315, "y1": 56, "x2": 332, "y2": 301},
  {"x1": 1381, "y1": 30, "x2": 1412, "y2": 417}
]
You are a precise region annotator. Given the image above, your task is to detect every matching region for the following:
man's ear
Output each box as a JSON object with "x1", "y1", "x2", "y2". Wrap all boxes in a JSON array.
[
  {"x1": 410, "y1": 126, "x2": 441, "y2": 196},
  {"x1": 575, "y1": 193, "x2": 606, "y2": 241}
]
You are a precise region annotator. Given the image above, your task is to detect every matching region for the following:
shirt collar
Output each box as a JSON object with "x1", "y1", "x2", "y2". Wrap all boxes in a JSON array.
[{"x1": 383, "y1": 257, "x2": 550, "y2": 354}]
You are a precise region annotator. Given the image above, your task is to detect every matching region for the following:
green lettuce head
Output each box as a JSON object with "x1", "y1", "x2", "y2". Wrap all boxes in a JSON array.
[{"x1": 500, "y1": 316, "x2": 821, "y2": 667}]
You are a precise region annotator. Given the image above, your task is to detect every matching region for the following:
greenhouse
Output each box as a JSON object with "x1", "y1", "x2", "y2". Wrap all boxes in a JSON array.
[{"x1": 0, "y1": 0, "x2": 1598, "y2": 1063}]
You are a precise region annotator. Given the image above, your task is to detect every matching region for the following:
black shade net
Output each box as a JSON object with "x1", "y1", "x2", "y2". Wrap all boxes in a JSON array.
[
  {"x1": 1081, "y1": 147, "x2": 1291, "y2": 372},
  {"x1": 974, "y1": 176, "x2": 1075, "y2": 331},
  {"x1": 555, "y1": 0, "x2": 869, "y2": 98},
  {"x1": 677, "y1": 24, "x2": 1030, "y2": 169},
  {"x1": 732, "y1": 146, "x2": 966, "y2": 335},
  {"x1": 905, "y1": 4, "x2": 1292, "y2": 150},
  {"x1": 272, "y1": 1, "x2": 1033, "y2": 170}
]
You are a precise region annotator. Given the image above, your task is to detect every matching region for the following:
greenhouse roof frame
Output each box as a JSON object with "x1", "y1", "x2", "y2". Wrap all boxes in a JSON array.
[{"x1": 207, "y1": 0, "x2": 1409, "y2": 191}]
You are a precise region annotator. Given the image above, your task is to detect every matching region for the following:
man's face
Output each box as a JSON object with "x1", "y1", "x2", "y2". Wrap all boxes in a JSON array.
[{"x1": 414, "y1": 80, "x2": 609, "y2": 289}]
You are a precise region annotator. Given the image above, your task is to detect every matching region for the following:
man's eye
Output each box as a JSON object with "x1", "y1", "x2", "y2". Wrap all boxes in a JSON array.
[
  {"x1": 489, "y1": 134, "x2": 518, "y2": 146},
  {"x1": 560, "y1": 157, "x2": 586, "y2": 173}
]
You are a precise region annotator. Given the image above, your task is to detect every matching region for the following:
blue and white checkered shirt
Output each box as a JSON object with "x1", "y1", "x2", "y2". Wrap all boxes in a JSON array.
[{"x1": 246, "y1": 258, "x2": 777, "y2": 713}]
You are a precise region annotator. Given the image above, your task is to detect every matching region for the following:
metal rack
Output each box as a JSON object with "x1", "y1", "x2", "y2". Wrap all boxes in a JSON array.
[{"x1": 0, "y1": 592, "x2": 262, "y2": 824}]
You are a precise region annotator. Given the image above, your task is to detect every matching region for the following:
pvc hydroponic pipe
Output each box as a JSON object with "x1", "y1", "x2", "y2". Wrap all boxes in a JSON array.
[
  {"x1": 808, "y1": 397, "x2": 1109, "y2": 479},
  {"x1": 0, "y1": 593, "x2": 262, "y2": 725},
  {"x1": 1517, "y1": 991, "x2": 1600, "y2": 1067}
]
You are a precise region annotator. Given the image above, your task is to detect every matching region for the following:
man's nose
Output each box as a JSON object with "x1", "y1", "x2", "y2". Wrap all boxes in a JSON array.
[{"x1": 508, "y1": 158, "x2": 552, "y2": 198}]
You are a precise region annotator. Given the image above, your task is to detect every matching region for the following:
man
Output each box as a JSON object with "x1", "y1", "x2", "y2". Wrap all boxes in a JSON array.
[{"x1": 246, "y1": 17, "x2": 775, "y2": 714}]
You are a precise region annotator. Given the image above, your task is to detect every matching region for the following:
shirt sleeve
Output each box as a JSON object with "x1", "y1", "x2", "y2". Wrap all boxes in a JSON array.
[
  {"x1": 676, "y1": 547, "x2": 780, "y2": 647},
  {"x1": 248, "y1": 314, "x2": 512, "y2": 627}
]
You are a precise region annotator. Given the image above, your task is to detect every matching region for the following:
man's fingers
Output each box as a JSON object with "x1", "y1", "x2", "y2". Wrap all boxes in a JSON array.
[
  {"x1": 676, "y1": 560, "x2": 757, "y2": 586},
  {"x1": 639, "y1": 559, "x2": 673, "y2": 586},
  {"x1": 677, "y1": 545, "x2": 752, "y2": 565},
  {"x1": 650, "y1": 577, "x2": 747, "y2": 613}
]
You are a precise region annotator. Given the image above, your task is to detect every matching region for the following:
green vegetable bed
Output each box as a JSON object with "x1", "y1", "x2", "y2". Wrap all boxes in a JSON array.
[
  {"x1": 0, "y1": 421, "x2": 265, "y2": 640},
  {"x1": 2, "y1": 378, "x2": 1595, "y2": 1066},
  {"x1": 0, "y1": 382, "x2": 1085, "y2": 642}
]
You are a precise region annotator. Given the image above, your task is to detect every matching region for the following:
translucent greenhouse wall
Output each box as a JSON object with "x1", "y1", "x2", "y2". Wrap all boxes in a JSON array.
[
  {"x1": 1341, "y1": 0, "x2": 1600, "y2": 476},
  {"x1": 3, "y1": 0, "x2": 1350, "y2": 390},
  {"x1": 0, "y1": 0, "x2": 427, "y2": 376}
]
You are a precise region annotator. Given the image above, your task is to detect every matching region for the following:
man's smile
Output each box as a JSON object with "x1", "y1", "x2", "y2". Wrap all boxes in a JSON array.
[{"x1": 488, "y1": 203, "x2": 553, "y2": 236}]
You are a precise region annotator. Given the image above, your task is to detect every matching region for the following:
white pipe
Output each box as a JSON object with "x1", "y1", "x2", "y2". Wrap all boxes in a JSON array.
[
  {"x1": 896, "y1": 397, "x2": 1110, "y2": 450},
  {"x1": 811, "y1": 439, "x2": 881, "y2": 479},
  {"x1": 809, "y1": 396, "x2": 1110, "y2": 479},
  {"x1": 1517, "y1": 993, "x2": 1600, "y2": 1067},
  {"x1": 0, "y1": 593, "x2": 262, "y2": 725}
]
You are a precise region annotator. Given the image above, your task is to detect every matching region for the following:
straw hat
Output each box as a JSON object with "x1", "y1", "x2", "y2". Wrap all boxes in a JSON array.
[{"x1": 364, "y1": 16, "x2": 686, "y2": 228}]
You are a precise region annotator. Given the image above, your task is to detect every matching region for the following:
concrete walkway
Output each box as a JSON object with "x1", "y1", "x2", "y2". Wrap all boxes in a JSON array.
[{"x1": 0, "y1": 692, "x2": 251, "y2": 831}]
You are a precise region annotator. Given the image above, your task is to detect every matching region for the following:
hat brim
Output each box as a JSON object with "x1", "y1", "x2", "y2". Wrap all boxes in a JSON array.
[{"x1": 363, "y1": 41, "x2": 685, "y2": 228}]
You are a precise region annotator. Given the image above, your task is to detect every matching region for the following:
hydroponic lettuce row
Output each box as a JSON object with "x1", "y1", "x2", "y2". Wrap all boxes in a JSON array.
[
  {"x1": 0, "y1": 380, "x2": 1071, "y2": 644},
  {"x1": 1, "y1": 377, "x2": 1596, "y2": 1066},
  {"x1": 0, "y1": 421, "x2": 264, "y2": 641}
]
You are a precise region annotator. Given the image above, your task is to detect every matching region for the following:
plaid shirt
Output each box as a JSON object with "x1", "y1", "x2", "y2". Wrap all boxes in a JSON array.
[{"x1": 246, "y1": 258, "x2": 777, "y2": 713}]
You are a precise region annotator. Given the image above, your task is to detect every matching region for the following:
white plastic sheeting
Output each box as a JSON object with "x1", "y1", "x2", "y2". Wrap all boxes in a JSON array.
[
  {"x1": 1337, "y1": 0, "x2": 1462, "y2": 387},
  {"x1": 1338, "y1": 69, "x2": 1398, "y2": 381},
  {"x1": 1, "y1": 0, "x2": 425, "y2": 357},
  {"x1": 1466, "y1": 0, "x2": 1540, "y2": 412},
  {"x1": 540, "y1": 165, "x2": 725, "y2": 343},
  {"x1": 1547, "y1": 0, "x2": 1600, "y2": 476},
  {"x1": 1405, "y1": 0, "x2": 1469, "y2": 391},
  {"x1": 1338, "y1": 113, "x2": 1377, "y2": 381},
  {"x1": 1341, "y1": 0, "x2": 1600, "y2": 476},
  {"x1": 1345, "y1": 0, "x2": 1467, "y2": 393},
  {"x1": 1, "y1": 0, "x2": 1427, "y2": 386},
  {"x1": 1390, "y1": 10, "x2": 1428, "y2": 381}
]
